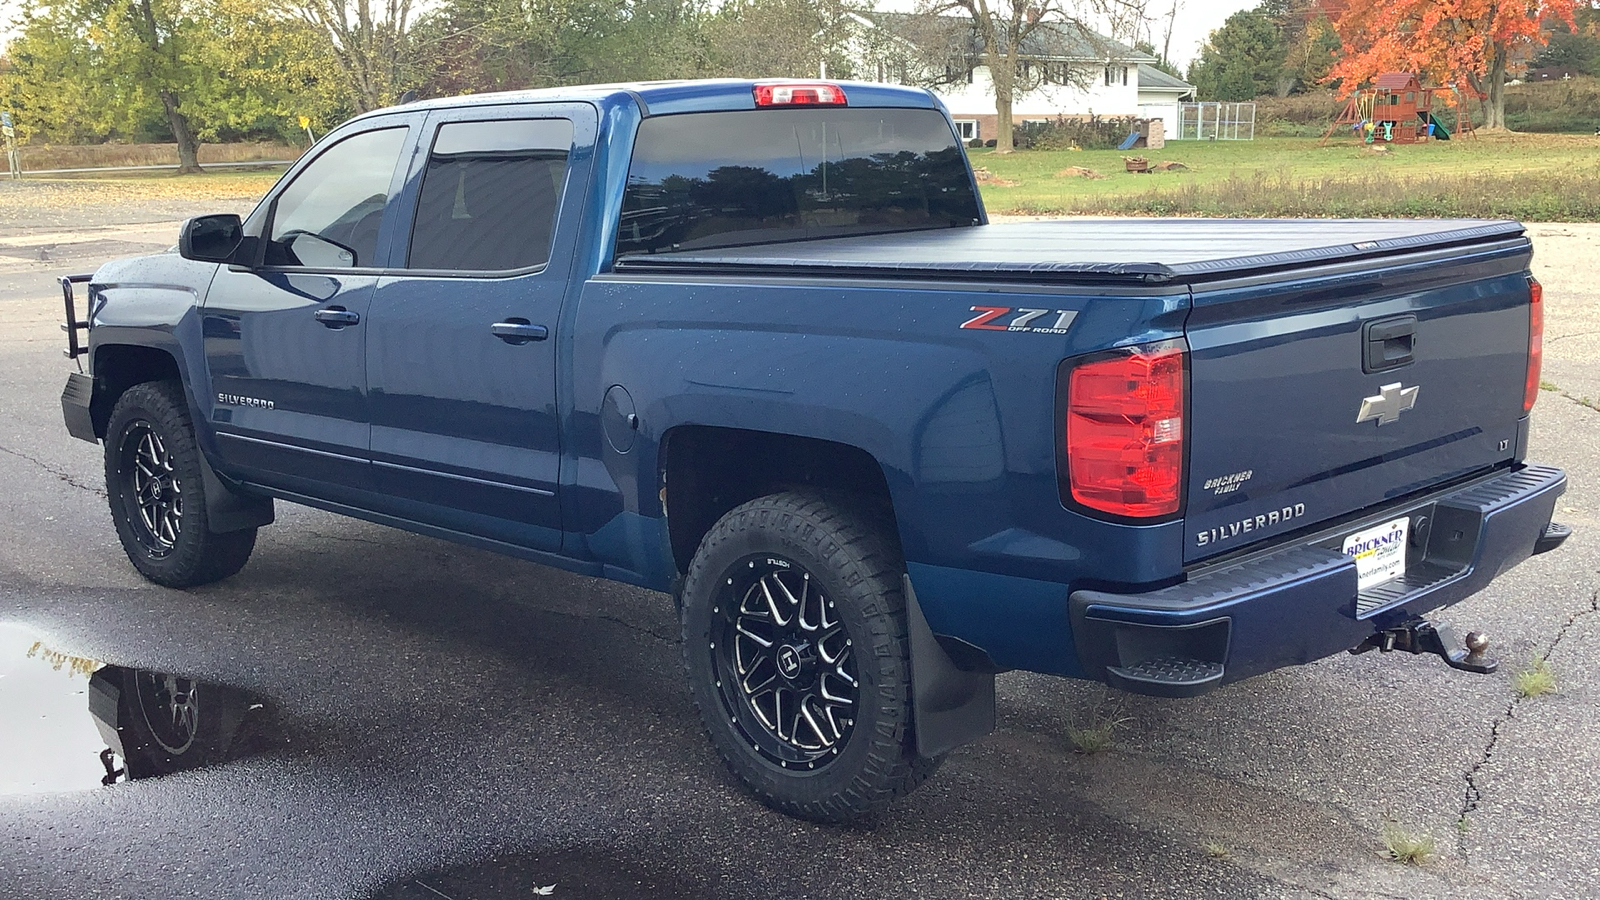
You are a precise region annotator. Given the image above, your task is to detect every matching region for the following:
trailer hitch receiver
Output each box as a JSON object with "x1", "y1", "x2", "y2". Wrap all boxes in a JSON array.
[{"x1": 1350, "y1": 618, "x2": 1498, "y2": 674}]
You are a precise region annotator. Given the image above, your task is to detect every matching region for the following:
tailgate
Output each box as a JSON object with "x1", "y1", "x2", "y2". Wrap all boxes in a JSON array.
[{"x1": 1182, "y1": 237, "x2": 1535, "y2": 565}]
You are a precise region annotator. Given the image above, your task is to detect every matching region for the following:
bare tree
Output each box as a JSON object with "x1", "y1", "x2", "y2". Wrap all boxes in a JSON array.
[
  {"x1": 908, "y1": 0, "x2": 1113, "y2": 153},
  {"x1": 296, "y1": 0, "x2": 417, "y2": 112},
  {"x1": 1159, "y1": 0, "x2": 1180, "y2": 68}
]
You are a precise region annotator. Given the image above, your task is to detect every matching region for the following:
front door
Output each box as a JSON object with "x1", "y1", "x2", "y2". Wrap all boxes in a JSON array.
[
  {"x1": 201, "y1": 119, "x2": 416, "y2": 500},
  {"x1": 364, "y1": 108, "x2": 591, "y2": 550}
]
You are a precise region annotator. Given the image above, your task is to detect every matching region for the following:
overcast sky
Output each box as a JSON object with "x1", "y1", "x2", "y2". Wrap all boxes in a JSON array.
[
  {"x1": 1145, "y1": 0, "x2": 1258, "y2": 71},
  {"x1": 0, "y1": 0, "x2": 1256, "y2": 82}
]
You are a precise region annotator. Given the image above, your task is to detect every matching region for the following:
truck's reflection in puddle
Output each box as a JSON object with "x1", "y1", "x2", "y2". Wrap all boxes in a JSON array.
[
  {"x1": 90, "y1": 664, "x2": 273, "y2": 784},
  {"x1": 4, "y1": 626, "x2": 704, "y2": 898},
  {"x1": 0, "y1": 624, "x2": 271, "y2": 792}
]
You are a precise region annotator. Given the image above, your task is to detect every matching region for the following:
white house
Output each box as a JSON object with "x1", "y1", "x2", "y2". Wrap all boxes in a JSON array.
[
  {"x1": 1135, "y1": 63, "x2": 1196, "y2": 133},
  {"x1": 836, "y1": 13, "x2": 1167, "y2": 143}
]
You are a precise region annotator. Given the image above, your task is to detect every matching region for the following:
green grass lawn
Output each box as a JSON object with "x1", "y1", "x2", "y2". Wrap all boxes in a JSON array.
[
  {"x1": 11, "y1": 131, "x2": 1600, "y2": 223},
  {"x1": 973, "y1": 133, "x2": 1600, "y2": 220}
]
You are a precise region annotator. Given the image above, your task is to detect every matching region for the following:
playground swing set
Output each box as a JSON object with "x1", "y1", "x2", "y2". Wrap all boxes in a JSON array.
[{"x1": 1321, "y1": 72, "x2": 1479, "y2": 146}]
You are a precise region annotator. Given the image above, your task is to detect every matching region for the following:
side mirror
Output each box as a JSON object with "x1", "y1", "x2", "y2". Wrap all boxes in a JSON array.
[{"x1": 178, "y1": 214, "x2": 244, "y2": 263}]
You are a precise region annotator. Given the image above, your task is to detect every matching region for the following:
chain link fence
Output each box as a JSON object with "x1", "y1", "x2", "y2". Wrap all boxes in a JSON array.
[{"x1": 1174, "y1": 102, "x2": 1257, "y2": 141}]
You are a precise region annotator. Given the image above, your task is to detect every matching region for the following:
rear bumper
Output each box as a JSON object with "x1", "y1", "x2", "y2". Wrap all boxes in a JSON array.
[{"x1": 1069, "y1": 464, "x2": 1567, "y2": 697}]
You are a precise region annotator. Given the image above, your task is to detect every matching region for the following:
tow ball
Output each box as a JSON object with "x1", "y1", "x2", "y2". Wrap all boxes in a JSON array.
[{"x1": 1350, "y1": 618, "x2": 1498, "y2": 674}]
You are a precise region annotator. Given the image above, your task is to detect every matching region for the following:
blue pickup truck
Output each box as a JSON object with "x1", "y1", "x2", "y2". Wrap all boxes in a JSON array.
[{"x1": 60, "y1": 79, "x2": 1569, "y2": 823}]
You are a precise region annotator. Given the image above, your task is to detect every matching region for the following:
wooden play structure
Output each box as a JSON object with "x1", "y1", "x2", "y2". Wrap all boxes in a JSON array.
[{"x1": 1321, "y1": 73, "x2": 1479, "y2": 146}]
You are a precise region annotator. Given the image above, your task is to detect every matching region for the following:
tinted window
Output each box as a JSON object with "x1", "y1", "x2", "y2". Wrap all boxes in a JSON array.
[
  {"x1": 407, "y1": 119, "x2": 573, "y2": 272},
  {"x1": 267, "y1": 127, "x2": 407, "y2": 267},
  {"x1": 617, "y1": 108, "x2": 980, "y2": 256}
]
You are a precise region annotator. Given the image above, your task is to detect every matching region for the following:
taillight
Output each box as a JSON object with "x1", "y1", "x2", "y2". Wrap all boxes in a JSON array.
[
  {"x1": 752, "y1": 83, "x2": 848, "y2": 107},
  {"x1": 1063, "y1": 341, "x2": 1186, "y2": 518},
  {"x1": 1524, "y1": 277, "x2": 1543, "y2": 412}
]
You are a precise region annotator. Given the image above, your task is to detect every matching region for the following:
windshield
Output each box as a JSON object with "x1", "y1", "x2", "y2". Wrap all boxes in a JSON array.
[{"x1": 616, "y1": 107, "x2": 981, "y2": 256}]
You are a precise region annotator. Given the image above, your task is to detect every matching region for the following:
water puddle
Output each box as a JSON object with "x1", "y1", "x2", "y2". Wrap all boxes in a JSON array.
[
  {"x1": 371, "y1": 848, "x2": 707, "y2": 900},
  {"x1": 0, "y1": 623, "x2": 271, "y2": 793}
]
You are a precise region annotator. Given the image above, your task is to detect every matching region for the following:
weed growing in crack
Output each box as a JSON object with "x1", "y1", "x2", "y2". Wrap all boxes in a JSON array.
[
  {"x1": 1455, "y1": 815, "x2": 1471, "y2": 834},
  {"x1": 1512, "y1": 655, "x2": 1557, "y2": 698},
  {"x1": 1065, "y1": 699, "x2": 1129, "y2": 755},
  {"x1": 1380, "y1": 822, "x2": 1436, "y2": 865},
  {"x1": 1203, "y1": 842, "x2": 1232, "y2": 860},
  {"x1": 1066, "y1": 719, "x2": 1122, "y2": 754},
  {"x1": 1540, "y1": 380, "x2": 1558, "y2": 391}
]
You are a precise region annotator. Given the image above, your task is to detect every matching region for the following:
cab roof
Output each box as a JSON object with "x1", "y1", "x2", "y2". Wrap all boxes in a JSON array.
[{"x1": 362, "y1": 79, "x2": 941, "y2": 119}]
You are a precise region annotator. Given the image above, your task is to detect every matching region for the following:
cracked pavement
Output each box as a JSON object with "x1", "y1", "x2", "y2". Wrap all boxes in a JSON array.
[{"x1": 0, "y1": 195, "x2": 1596, "y2": 899}]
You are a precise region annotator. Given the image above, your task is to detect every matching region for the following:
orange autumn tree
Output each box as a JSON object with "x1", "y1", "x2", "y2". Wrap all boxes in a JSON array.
[{"x1": 1327, "y1": 0, "x2": 1578, "y2": 129}]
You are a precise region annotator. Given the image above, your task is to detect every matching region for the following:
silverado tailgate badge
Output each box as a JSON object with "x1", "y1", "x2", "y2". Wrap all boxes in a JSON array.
[{"x1": 1356, "y1": 382, "x2": 1419, "y2": 426}]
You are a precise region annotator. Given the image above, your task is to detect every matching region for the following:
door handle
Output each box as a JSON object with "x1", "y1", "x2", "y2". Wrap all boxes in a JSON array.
[
  {"x1": 314, "y1": 307, "x2": 361, "y2": 328},
  {"x1": 491, "y1": 319, "x2": 549, "y2": 344}
]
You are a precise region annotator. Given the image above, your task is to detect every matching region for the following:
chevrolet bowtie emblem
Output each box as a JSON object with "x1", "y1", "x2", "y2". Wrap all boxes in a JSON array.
[{"x1": 1356, "y1": 382, "x2": 1419, "y2": 426}]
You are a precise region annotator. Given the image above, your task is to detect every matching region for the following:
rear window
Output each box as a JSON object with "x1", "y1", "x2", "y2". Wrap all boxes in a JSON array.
[{"x1": 616, "y1": 107, "x2": 980, "y2": 256}]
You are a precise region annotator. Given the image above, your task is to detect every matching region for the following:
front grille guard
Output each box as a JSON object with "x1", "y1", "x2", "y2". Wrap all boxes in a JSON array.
[{"x1": 60, "y1": 273, "x2": 94, "y2": 366}]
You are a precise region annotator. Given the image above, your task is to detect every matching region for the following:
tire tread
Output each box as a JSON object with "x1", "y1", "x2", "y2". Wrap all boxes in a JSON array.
[
  {"x1": 681, "y1": 490, "x2": 939, "y2": 824},
  {"x1": 105, "y1": 380, "x2": 255, "y2": 588}
]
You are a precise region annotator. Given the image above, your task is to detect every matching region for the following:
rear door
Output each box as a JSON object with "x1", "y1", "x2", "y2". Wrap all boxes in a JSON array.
[
  {"x1": 361, "y1": 104, "x2": 593, "y2": 550},
  {"x1": 202, "y1": 116, "x2": 418, "y2": 497},
  {"x1": 1182, "y1": 239, "x2": 1535, "y2": 564}
]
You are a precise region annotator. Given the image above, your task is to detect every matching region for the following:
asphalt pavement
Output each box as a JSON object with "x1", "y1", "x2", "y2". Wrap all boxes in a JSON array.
[{"x1": 0, "y1": 194, "x2": 1595, "y2": 900}]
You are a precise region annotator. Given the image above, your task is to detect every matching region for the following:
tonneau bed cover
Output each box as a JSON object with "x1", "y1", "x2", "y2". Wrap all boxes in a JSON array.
[{"x1": 613, "y1": 218, "x2": 1526, "y2": 283}]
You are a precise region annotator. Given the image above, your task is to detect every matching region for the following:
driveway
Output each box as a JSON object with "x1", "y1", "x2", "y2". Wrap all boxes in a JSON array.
[{"x1": 0, "y1": 186, "x2": 1595, "y2": 899}]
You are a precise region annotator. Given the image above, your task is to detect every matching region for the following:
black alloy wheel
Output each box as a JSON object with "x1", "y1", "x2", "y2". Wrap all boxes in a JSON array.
[
  {"x1": 712, "y1": 554, "x2": 859, "y2": 770},
  {"x1": 118, "y1": 422, "x2": 182, "y2": 557},
  {"x1": 132, "y1": 670, "x2": 203, "y2": 756}
]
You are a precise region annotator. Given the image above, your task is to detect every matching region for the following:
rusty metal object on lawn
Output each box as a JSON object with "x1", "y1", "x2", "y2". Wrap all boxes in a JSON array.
[{"x1": 1123, "y1": 156, "x2": 1149, "y2": 173}]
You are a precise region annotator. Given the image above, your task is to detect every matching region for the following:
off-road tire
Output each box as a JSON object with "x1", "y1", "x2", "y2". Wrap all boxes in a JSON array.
[
  {"x1": 105, "y1": 380, "x2": 255, "y2": 587},
  {"x1": 681, "y1": 491, "x2": 940, "y2": 823}
]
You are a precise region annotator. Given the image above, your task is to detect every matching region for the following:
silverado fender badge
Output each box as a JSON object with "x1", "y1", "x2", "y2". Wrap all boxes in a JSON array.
[
  {"x1": 217, "y1": 392, "x2": 275, "y2": 410},
  {"x1": 1356, "y1": 382, "x2": 1418, "y2": 426}
]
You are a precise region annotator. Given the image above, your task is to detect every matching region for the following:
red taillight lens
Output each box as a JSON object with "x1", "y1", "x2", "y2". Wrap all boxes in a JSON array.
[
  {"x1": 1524, "y1": 277, "x2": 1543, "y2": 413},
  {"x1": 1065, "y1": 342, "x2": 1186, "y2": 518},
  {"x1": 753, "y1": 83, "x2": 848, "y2": 107}
]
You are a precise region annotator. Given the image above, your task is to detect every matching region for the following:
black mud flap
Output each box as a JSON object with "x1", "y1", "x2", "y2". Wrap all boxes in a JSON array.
[
  {"x1": 198, "y1": 447, "x2": 275, "y2": 533},
  {"x1": 905, "y1": 575, "x2": 996, "y2": 759}
]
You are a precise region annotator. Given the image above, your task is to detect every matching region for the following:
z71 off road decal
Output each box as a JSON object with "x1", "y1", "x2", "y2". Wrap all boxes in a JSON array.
[{"x1": 960, "y1": 306, "x2": 1078, "y2": 335}]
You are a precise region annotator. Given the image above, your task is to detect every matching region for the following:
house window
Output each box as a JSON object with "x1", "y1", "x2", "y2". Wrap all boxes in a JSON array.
[
  {"x1": 1122, "y1": 66, "x2": 1128, "y2": 86},
  {"x1": 954, "y1": 120, "x2": 978, "y2": 140},
  {"x1": 1104, "y1": 65, "x2": 1112, "y2": 86}
]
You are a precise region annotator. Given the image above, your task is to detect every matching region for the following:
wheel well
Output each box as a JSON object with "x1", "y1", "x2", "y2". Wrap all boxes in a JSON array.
[
  {"x1": 661, "y1": 425, "x2": 898, "y2": 574},
  {"x1": 91, "y1": 345, "x2": 182, "y2": 437}
]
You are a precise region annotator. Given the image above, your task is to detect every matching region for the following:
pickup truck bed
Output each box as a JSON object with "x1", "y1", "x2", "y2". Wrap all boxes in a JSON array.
[{"x1": 619, "y1": 218, "x2": 1527, "y2": 282}]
